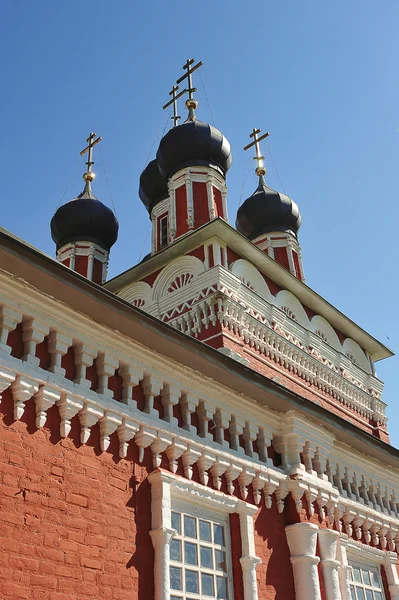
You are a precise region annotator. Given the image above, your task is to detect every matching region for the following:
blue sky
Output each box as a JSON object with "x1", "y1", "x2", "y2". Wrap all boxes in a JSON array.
[{"x1": 1, "y1": 1, "x2": 398, "y2": 444}]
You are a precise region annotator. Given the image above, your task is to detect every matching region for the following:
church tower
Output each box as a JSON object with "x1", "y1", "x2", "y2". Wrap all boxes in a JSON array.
[
  {"x1": 139, "y1": 60, "x2": 232, "y2": 254},
  {"x1": 50, "y1": 133, "x2": 119, "y2": 284},
  {"x1": 236, "y1": 128, "x2": 305, "y2": 281}
]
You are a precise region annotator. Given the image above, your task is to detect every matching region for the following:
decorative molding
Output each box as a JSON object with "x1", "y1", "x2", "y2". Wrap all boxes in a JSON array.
[
  {"x1": 285, "y1": 522, "x2": 322, "y2": 600},
  {"x1": 148, "y1": 469, "x2": 260, "y2": 600},
  {"x1": 0, "y1": 271, "x2": 397, "y2": 537}
]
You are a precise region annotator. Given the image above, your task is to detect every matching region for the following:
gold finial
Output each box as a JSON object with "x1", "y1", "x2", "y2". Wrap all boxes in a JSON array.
[
  {"x1": 80, "y1": 132, "x2": 102, "y2": 189},
  {"x1": 244, "y1": 127, "x2": 270, "y2": 178},
  {"x1": 176, "y1": 58, "x2": 203, "y2": 119},
  {"x1": 163, "y1": 84, "x2": 187, "y2": 127}
]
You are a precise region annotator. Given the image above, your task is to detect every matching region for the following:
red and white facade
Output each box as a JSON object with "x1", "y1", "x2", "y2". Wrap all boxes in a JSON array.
[
  {"x1": 57, "y1": 241, "x2": 110, "y2": 284},
  {"x1": 151, "y1": 166, "x2": 227, "y2": 253},
  {"x1": 0, "y1": 107, "x2": 398, "y2": 600}
]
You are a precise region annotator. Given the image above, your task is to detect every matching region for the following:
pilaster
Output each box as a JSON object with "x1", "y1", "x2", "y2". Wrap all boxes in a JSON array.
[{"x1": 285, "y1": 522, "x2": 322, "y2": 600}]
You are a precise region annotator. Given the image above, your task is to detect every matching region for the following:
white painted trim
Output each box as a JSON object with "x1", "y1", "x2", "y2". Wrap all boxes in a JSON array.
[
  {"x1": 319, "y1": 529, "x2": 342, "y2": 600},
  {"x1": 148, "y1": 469, "x2": 260, "y2": 600},
  {"x1": 285, "y1": 522, "x2": 322, "y2": 600}
]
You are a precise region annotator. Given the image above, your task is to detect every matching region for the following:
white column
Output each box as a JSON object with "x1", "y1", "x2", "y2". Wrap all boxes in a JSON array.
[
  {"x1": 148, "y1": 471, "x2": 175, "y2": 600},
  {"x1": 285, "y1": 522, "x2": 322, "y2": 600},
  {"x1": 336, "y1": 536, "x2": 352, "y2": 600},
  {"x1": 207, "y1": 176, "x2": 216, "y2": 219},
  {"x1": 151, "y1": 212, "x2": 157, "y2": 254},
  {"x1": 87, "y1": 245, "x2": 94, "y2": 280},
  {"x1": 319, "y1": 529, "x2": 342, "y2": 600},
  {"x1": 383, "y1": 554, "x2": 399, "y2": 600},
  {"x1": 169, "y1": 183, "x2": 176, "y2": 242},
  {"x1": 222, "y1": 184, "x2": 228, "y2": 222},
  {"x1": 238, "y1": 503, "x2": 261, "y2": 600},
  {"x1": 185, "y1": 169, "x2": 194, "y2": 229}
]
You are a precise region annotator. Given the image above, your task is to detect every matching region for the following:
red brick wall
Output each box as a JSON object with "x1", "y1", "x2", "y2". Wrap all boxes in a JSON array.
[
  {"x1": 0, "y1": 384, "x2": 298, "y2": 600},
  {"x1": 0, "y1": 387, "x2": 154, "y2": 600}
]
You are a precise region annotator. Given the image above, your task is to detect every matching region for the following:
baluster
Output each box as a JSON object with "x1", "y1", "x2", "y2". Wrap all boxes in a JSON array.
[
  {"x1": 243, "y1": 422, "x2": 258, "y2": 458},
  {"x1": 313, "y1": 447, "x2": 328, "y2": 480},
  {"x1": 182, "y1": 446, "x2": 201, "y2": 479},
  {"x1": 97, "y1": 353, "x2": 119, "y2": 398},
  {"x1": 135, "y1": 425, "x2": 157, "y2": 463},
  {"x1": 48, "y1": 331, "x2": 72, "y2": 376},
  {"x1": 74, "y1": 343, "x2": 98, "y2": 388},
  {"x1": 35, "y1": 385, "x2": 61, "y2": 428},
  {"x1": 214, "y1": 408, "x2": 230, "y2": 449},
  {"x1": 225, "y1": 463, "x2": 242, "y2": 495},
  {"x1": 142, "y1": 374, "x2": 163, "y2": 417},
  {"x1": 256, "y1": 427, "x2": 273, "y2": 465},
  {"x1": 229, "y1": 415, "x2": 245, "y2": 455},
  {"x1": 22, "y1": 318, "x2": 50, "y2": 366},
  {"x1": 197, "y1": 451, "x2": 216, "y2": 485},
  {"x1": 79, "y1": 402, "x2": 104, "y2": 444},
  {"x1": 150, "y1": 433, "x2": 173, "y2": 468},
  {"x1": 118, "y1": 419, "x2": 139, "y2": 458},
  {"x1": 11, "y1": 375, "x2": 39, "y2": 420},
  {"x1": 161, "y1": 384, "x2": 180, "y2": 427},
  {"x1": 119, "y1": 363, "x2": 143, "y2": 406},
  {"x1": 210, "y1": 457, "x2": 229, "y2": 490},
  {"x1": 197, "y1": 401, "x2": 214, "y2": 441},
  {"x1": 165, "y1": 438, "x2": 187, "y2": 473},
  {"x1": 57, "y1": 392, "x2": 84, "y2": 437},
  {"x1": 0, "y1": 307, "x2": 22, "y2": 351},
  {"x1": 181, "y1": 393, "x2": 199, "y2": 434}
]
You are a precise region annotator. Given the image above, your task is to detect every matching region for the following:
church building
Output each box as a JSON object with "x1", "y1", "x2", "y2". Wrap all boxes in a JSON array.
[{"x1": 0, "y1": 58, "x2": 398, "y2": 600}]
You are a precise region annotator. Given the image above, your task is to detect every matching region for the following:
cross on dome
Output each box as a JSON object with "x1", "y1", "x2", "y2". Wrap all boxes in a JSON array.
[
  {"x1": 244, "y1": 127, "x2": 270, "y2": 181},
  {"x1": 163, "y1": 84, "x2": 187, "y2": 127},
  {"x1": 80, "y1": 132, "x2": 102, "y2": 190},
  {"x1": 176, "y1": 58, "x2": 203, "y2": 119}
]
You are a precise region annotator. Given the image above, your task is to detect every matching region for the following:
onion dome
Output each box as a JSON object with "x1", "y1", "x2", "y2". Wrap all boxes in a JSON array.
[
  {"x1": 236, "y1": 175, "x2": 301, "y2": 240},
  {"x1": 51, "y1": 131, "x2": 118, "y2": 252},
  {"x1": 51, "y1": 185, "x2": 119, "y2": 251},
  {"x1": 156, "y1": 118, "x2": 232, "y2": 179},
  {"x1": 139, "y1": 159, "x2": 169, "y2": 213}
]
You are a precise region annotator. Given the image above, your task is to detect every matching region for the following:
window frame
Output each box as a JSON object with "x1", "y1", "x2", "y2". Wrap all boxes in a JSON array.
[
  {"x1": 158, "y1": 214, "x2": 169, "y2": 250},
  {"x1": 347, "y1": 560, "x2": 386, "y2": 600},
  {"x1": 342, "y1": 537, "x2": 399, "y2": 600},
  {"x1": 148, "y1": 469, "x2": 260, "y2": 600},
  {"x1": 169, "y1": 502, "x2": 233, "y2": 599}
]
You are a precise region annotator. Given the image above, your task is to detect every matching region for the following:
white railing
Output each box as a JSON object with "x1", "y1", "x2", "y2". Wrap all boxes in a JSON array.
[
  {"x1": 0, "y1": 271, "x2": 398, "y2": 549},
  {"x1": 167, "y1": 292, "x2": 387, "y2": 425}
]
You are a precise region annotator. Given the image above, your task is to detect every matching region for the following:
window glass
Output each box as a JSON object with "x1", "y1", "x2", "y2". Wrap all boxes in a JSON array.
[
  {"x1": 348, "y1": 563, "x2": 385, "y2": 600},
  {"x1": 184, "y1": 515, "x2": 196, "y2": 539},
  {"x1": 170, "y1": 566, "x2": 182, "y2": 590},
  {"x1": 200, "y1": 520, "x2": 211, "y2": 542},
  {"x1": 172, "y1": 511, "x2": 181, "y2": 534},
  {"x1": 170, "y1": 539, "x2": 181, "y2": 562},
  {"x1": 169, "y1": 509, "x2": 231, "y2": 599}
]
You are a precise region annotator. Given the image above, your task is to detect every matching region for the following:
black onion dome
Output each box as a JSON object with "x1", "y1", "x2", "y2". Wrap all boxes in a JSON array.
[
  {"x1": 50, "y1": 188, "x2": 119, "y2": 251},
  {"x1": 156, "y1": 119, "x2": 232, "y2": 179},
  {"x1": 236, "y1": 179, "x2": 301, "y2": 240},
  {"x1": 139, "y1": 159, "x2": 169, "y2": 213}
]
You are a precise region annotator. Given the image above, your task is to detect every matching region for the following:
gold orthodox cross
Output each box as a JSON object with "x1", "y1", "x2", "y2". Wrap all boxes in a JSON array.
[
  {"x1": 163, "y1": 84, "x2": 187, "y2": 127},
  {"x1": 80, "y1": 132, "x2": 102, "y2": 176},
  {"x1": 244, "y1": 128, "x2": 270, "y2": 176},
  {"x1": 176, "y1": 58, "x2": 203, "y2": 101}
]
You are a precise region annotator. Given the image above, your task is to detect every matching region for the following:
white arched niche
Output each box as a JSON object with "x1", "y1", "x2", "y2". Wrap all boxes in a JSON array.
[
  {"x1": 343, "y1": 338, "x2": 370, "y2": 373},
  {"x1": 310, "y1": 315, "x2": 341, "y2": 351},
  {"x1": 230, "y1": 259, "x2": 273, "y2": 302},
  {"x1": 274, "y1": 290, "x2": 310, "y2": 328},
  {"x1": 153, "y1": 255, "x2": 205, "y2": 302},
  {"x1": 118, "y1": 281, "x2": 153, "y2": 309}
]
